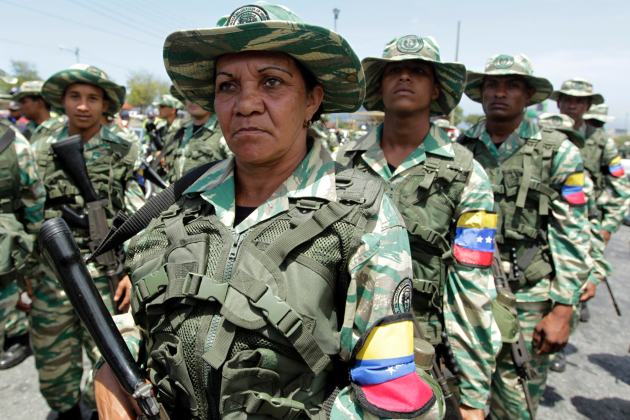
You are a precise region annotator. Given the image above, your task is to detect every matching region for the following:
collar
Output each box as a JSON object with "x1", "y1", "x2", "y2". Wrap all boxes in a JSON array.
[{"x1": 185, "y1": 138, "x2": 337, "y2": 232}]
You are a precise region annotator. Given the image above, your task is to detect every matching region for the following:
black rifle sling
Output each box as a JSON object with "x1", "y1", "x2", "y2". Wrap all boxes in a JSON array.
[
  {"x1": 0, "y1": 126, "x2": 16, "y2": 154},
  {"x1": 89, "y1": 161, "x2": 218, "y2": 261}
]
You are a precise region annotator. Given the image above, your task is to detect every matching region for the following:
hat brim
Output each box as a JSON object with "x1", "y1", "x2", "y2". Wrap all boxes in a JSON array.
[
  {"x1": 465, "y1": 71, "x2": 553, "y2": 105},
  {"x1": 12, "y1": 91, "x2": 43, "y2": 102},
  {"x1": 163, "y1": 21, "x2": 365, "y2": 114},
  {"x1": 583, "y1": 114, "x2": 614, "y2": 123},
  {"x1": 550, "y1": 90, "x2": 604, "y2": 105},
  {"x1": 42, "y1": 70, "x2": 126, "y2": 115},
  {"x1": 361, "y1": 55, "x2": 466, "y2": 115}
]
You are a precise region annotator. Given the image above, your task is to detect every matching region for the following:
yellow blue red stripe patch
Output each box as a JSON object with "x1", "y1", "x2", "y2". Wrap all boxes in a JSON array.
[
  {"x1": 562, "y1": 172, "x2": 586, "y2": 205},
  {"x1": 453, "y1": 211, "x2": 497, "y2": 267},
  {"x1": 609, "y1": 156, "x2": 625, "y2": 177}
]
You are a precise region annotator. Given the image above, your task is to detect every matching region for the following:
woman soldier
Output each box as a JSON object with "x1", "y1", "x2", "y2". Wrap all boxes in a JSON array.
[{"x1": 95, "y1": 3, "x2": 442, "y2": 419}]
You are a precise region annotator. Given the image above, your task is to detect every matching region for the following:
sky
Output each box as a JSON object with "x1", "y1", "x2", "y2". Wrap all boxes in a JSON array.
[{"x1": 1, "y1": 0, "x2": 629, "y2": 130}]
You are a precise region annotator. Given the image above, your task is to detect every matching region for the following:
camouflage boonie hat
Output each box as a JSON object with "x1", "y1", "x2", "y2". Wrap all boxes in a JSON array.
[
  {"x1": 0, "y1": 69, "x2": 17, "y2": 85},
  {"x1": 550, "y1": 78, "x2": 603, "y2": 105},
  {"x1": 583, "y1": 103, "x2": 614, "y2": 123},
  {"x1": 157, "y1": 93, "x2": 183, "y2": 109},
  {"x1": 538, "y1": 112, "x2": 584, "y2": 147},
  {"x1": 362, "y1": 35, "x2": 466, "y2": 115},
  {"x1": 169, "y1": 85, "x2": 186, "y2": 104},
  {"x1": 163, "y1": 2, "x2": 365, "y2": 113},
  {"x1": 12, "y1": 80, "x2": 45, "y2": 102},
  {"x1": 42, "y1": 63, "x2": 126, "y2": 115},
  {"x1": 465, "y1": 54, "x2": 553, "y2": 105}
]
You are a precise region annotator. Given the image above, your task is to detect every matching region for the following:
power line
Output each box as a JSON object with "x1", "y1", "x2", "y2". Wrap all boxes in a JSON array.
[
  {"x1": 107, "y1": 0, "x2": 187, "y2": 31},
  {"x1": 1, "y1": 0, "x2": 161, "y2": 49},
  {"x1": 66, "y1": 0, "x2": 165, "y2": 40}
]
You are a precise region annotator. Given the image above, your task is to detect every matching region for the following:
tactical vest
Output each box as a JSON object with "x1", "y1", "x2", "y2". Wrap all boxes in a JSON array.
[
  {"x1": 344, "y1": 144, "x2": 474, "y2": 345},
  {"x1": 460, "y1": 128, "x2": 566, "y2": 288},
  {"x1": 127, "y1": 169, "x2": 384, "y2": 419},
  {"x1": 581, "y1": 125, "x2": 607, "y2": 202},
  {"x1": 0, "y1": 124, "x2": 22, "y2": 214},
  {"x1": 37, "y1": 127, "x2": 136, "y2": 253}
]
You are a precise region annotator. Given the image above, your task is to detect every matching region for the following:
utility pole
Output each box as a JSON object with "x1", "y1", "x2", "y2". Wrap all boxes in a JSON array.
[
  {"x1": 59, "y1": 45, "x2": 80, "y2": 63},
  {"x1": 450, "y1": 21, "x2": 461, "y2": 125},
  {"x1": 333, "y1": 8, "x2": 340, "y2": 32}
]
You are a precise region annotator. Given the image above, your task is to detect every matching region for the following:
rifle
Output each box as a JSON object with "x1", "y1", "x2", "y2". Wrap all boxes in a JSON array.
[
  {"x1": 491, "y1": 248, "x2": 536, "y2": 418},
  {"x1": 145, "y1": 121, "x2": 164, "y2": 152},
  {"x1": 51, "y1": 135, "x2": 122, "y2": 308},
  {"x1": 602, "y1": 278, "x2": 622, "y2": 316},
  {"x1": 139, "y1": 160, "x2": 169, "y2": 190},
  {"x1": 39, "y1": 218, "x2": 161, "y2": 419}
]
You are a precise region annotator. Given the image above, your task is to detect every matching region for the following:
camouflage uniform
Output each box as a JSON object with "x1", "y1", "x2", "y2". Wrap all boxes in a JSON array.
[
  {"x1": 30, "y1": 64, "x2": 145, "y2": 413},
  {"x1": 154, "y1": 94, "x2": 184, "y2": 172},
  {"x1": 552, "y1": 79, "x2": 630, "y2": 235},
  {"x1": 168, "y1": 114, "x2": 229, "y2": 182},
  {"x1": 460, "y1": 55, "x2": 591, "y2": 419},
  {"x1": 0, "y1": 121, "x2": 45, "y2": 355},
  {"x1": 338, "y1": 35, "x2": 501, "y2": 411},
  {"x1": 114, "y1": 4, "x2": 444, "y2": 419}
]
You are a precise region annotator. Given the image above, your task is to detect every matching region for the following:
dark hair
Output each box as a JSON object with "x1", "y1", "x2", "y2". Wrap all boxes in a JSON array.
[
  {"x1": 27, "y1": 95, "x2": 51, "y2": 111},
  {"x1": 294, "y1": 59, "x2": 324, "y2": 123}
]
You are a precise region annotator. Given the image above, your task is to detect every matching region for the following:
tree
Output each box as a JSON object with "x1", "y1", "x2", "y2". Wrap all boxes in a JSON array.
[
  {"x1": 451, "y1": 106, "x2": 463, "y2": 126},
  {"x1": 10, "y1": 60, "x2": 40, "y2": 84},
  {"x1": 126, "y1": 71, "x2": 169, "y2": 109},
  {"x1": 464, "y1": 113, "x2": 484, "y2": 127}
]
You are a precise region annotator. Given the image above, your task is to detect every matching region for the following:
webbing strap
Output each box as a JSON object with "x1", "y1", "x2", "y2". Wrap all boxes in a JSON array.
[
  {"x1": 515, "y1": 141, "x2": 536, "y2": 208},
  {"x1": 265, "y1": 201, "x2": 353, "y2": 266},
  {"x1": 232, "y1": 278, "x2": 330, "y2": 375},
  {"x1": 538, "y1": 143, "x2": 555, "y2": 216},
  {"x1": 405, "y1": 222, "x2": 451, "y2": 253}
]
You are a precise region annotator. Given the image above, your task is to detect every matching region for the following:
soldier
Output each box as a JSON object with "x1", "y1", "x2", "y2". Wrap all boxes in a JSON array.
[
  {"x1": 95, "y1": 4, "x2": 443, "y2": 419},
  {"x1": 337, "y1": 35, "x2": 501, "y2": 419},
  {"x1": 149, "y1": 93, "x2": 183, "y2": 173},
  {"x1": 0, "y1": 101, "x2": 45, "y2": 372},
  {"x1": 459, "y1": 54, "x2": 591, "y2": 418},
  {"x1": 167, "y1": 86, "x2": 228, "y2": 182},
  {"x1": 12, "y1": 80, "x2": 65, "y2": 150},
  {"x1": 32, "y1": 63, "x2": 145, "y2": 418},
  {"x1": 552, "y1": 81, "x2": 630, "y2": 325}
]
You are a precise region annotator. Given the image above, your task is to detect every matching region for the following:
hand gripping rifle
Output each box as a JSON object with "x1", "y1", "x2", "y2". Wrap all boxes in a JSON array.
[
  {"x1": 51, "y1": 136, "x2": 122, "y2": 306},
  {"x1": 39, "y1": 218, "x2": 161, "y2": 419},
  {"x1": 491, "y1": 248, "x2": 536, "y2": 418}
]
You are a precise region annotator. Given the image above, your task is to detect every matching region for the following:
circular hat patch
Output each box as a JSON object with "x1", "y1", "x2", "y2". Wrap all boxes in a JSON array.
[
  {"x1": 227, "y1": 5, "x2": 270, "y2": 26},
  {"x1": 494, "y1": 54, "x2": 515, "y2": 69},
  {"x1": 396, "y1": 35, "x2": 424, "y2": 54}
]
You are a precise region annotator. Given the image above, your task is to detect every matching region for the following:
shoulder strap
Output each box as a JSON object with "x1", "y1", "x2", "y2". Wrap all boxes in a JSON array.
[
  {"x1": 89, "y1": 161, "x2": 220, "y2": 261},
  {"x1": 0, "y1": 126, "x2": 16, "y2": 155}
]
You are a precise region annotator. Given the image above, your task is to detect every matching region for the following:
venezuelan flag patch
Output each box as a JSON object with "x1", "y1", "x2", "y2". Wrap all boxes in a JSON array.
[
  {"x1": 561, "y1": 172, "x2": 586, "y2": 205},
  {"x1": 453, "y1": 211, "x2": 497, "y2": 267},
  {"x1": 351, "y1": 313, "x2": 435, "y2": 417},
  {"x1": 608, "y1": 156, "x2": 625, "y2": 177}
]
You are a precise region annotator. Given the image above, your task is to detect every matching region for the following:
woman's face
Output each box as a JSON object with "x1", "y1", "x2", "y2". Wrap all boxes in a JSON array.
[{"x1": 215, "y1": 51, "x2": 323, "y2": 166}]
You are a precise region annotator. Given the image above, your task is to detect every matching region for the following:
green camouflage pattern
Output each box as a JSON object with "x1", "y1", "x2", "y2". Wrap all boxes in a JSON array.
[
  {"x1": 163, "y1": 2, "x2": 365, "y2": 113},
  {"x1": 489, "y1": 304, "x2": 552, "y2": 419},
  {"x1": 159, "y1": 117, "x2": 185, "y2": 172},
  {"x1": 30, "y1": 123, "x2": 144, "y2": 411},
  {"x1": 582, "y1": 173, "x2": 611, "y2": 285},
  {"x1": 465, "y1": 54, "x2": 553, "y2": 105},
  {"x1": 550, "y1": 77, "x2": 604, "y2": 105},
  {"x1": 168, "y1": 84, "x2": 186, "y2": 103},
  {"x1": 580, "y1": 126, "x2": 630, "y2": 233},
  {"x1": 168, "y1": 114, "x2": 229, "y2": 182},
  {"x1": 338, "y1": 123, "x2": 502, "y2": 408},
  {"x1": 584, "y1": 103, "x2": 614, "y2": 123},
  {"x1": 29, "y1": 115, "x2": 67, "y2": 152},
  {"x1": 362, "y1": 35, "x2": 466, "y2": 115},
  {"x1": 538, "y1": 112, "x2": 584, "y2": 147},
  {"x1": 31, "y1": 271, "x2": 115, "y2": 412},
  {"x1": 12, "y1": 80, "x2": 45, "y2": 102},
  {"x1": 42, "y1": 64, "x2": 126, "y2": 115},
  {"x1": 156, "y1": 93, "x2": 183, "y2": 110},
  {"x1": 0, "y1": 279, "x2": 28, "y2": 349},
  {"x1": 463, "y1": 118, "x2": 590, "y2": 305}
]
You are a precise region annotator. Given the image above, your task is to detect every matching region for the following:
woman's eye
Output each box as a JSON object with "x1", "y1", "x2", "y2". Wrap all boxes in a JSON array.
[
  {"x1": 264, "y1": 77, "x2": 282, "y2": 88},
  {"x1": 218, "y1": 81, "x2": 236, "y2": 92}
]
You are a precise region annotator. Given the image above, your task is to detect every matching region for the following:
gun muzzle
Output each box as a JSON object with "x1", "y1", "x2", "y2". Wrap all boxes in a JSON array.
[
  {"x1": 141, "y1": 162, "x2": 169, "y2": 190},
  {"x1": 39, "y1": 218, "x2": 160, "y2": 418}
]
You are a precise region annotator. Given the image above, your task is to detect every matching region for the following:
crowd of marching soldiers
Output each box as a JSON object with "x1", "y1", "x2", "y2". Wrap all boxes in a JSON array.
[{"x1": 0, "y1": 22, "x2": 628, "y2": 420}]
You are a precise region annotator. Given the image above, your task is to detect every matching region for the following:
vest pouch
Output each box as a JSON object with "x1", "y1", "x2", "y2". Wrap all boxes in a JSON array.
[
  {"x1": 491, "y1": 289, "x2": 519, "y2": 343},
  {"x1": 521, "y1": 247, "x2": 553, "y2": 285},
  {"x1": 220, "y1": 348, "x2": 326, "y2": 419},
  {"x1": 410, "y1": 254, "x2": 444, "y2": 344},
  {"x1": 148, "y1": 333, "x2": 199, "y2": 416}
]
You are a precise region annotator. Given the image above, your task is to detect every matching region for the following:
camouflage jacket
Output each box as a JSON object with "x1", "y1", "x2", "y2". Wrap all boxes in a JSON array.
[
  {"x1": 160, "y1": 117, "x2": 184, "y2": 172},
  {"x1": 583, "y1": 173, "x2": 610, "y2": 285},
  {"x1": 0, "y1": 121, "x2": 45, "y2": 233},
  {"x1": 463, "y1": 118, "x2": 590, "y2": 305},
  {"x1": 169, "y1": 114, "x2": 229, "y2": 182},
  {"x1": 579, "y1": 124, "x2": 630, "y2": 233},
  {"x1": 27, "y1": 116, "x2": 66, "y2": 155},
  {"x1": 122, "y1": 139, "x2": 440, "y2": 418},
  {"x1": 37, "y1": 124, "x2": 145, "y2": 277},
  {"x1": 337, "y1": 123, "x2": 502, "y2": 409}
]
